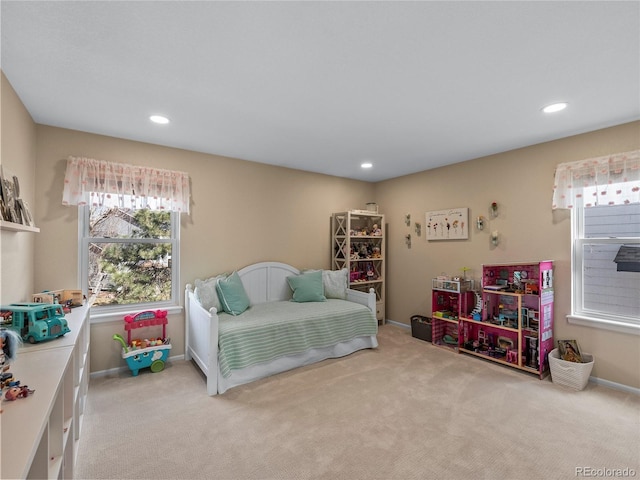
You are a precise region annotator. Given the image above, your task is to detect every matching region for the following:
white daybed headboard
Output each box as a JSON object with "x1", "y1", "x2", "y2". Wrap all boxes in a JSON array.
[{"x1": 236, "y1": 261, "x2": 300, "y2": 305}]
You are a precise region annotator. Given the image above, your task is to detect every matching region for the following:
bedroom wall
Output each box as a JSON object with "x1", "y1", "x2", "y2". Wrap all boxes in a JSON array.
[
  {"x1": 6, "y1": 73, "x2": 638, "y2": 387},
  {"x1": 374, "y1": 120, "x2": 640, "y2": 389},
  {"x1": 0, "y1": 71, "x2": 37, "y2": 304},
  {"x1": 33, "y1": 125, "x2": 375, "y2": 373}
]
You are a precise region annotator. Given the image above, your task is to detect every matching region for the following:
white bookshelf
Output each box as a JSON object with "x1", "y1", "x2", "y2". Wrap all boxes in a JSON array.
[{"x1": 1, "y1": 301, "x2": 91, "y2": 479}]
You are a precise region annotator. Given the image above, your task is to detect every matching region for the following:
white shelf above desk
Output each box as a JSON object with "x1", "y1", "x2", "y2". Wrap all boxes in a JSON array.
[{"x1": 0, "y1": 220, "x2": 40, "y2": 232}]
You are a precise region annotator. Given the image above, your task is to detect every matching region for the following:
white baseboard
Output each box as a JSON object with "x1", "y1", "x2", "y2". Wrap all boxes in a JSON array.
[
  {"x1": 383, "y1": 320, "x2": 638, "y2": 395},
  {"x1": 385, "y1": 319, "x2": 410, "y2": 329},
  {"x1": 589, "y1": 376, "x2": 640, "y2": 395},
  {"x1": 90, "y1": 353, "x2": 185, "y2": 379}
]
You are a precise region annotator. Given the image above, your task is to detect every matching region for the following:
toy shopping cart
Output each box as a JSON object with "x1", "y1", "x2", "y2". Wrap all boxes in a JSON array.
[{"x1": 112, "y1": 310, "x2": 172, "y2": 376}]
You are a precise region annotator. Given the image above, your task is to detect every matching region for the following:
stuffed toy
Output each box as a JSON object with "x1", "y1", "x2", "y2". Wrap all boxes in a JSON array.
[{"x1": 1, "y1": 328, "x2": 21, "y2": 380}]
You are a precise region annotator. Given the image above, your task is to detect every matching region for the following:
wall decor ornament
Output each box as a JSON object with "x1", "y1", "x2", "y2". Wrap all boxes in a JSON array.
[
  {"x1": 0, "y1": 166, "x2": 33, "y2": 226},
  {"x1": 426, "y1": 207, "x2": 469, "y2": 240}
]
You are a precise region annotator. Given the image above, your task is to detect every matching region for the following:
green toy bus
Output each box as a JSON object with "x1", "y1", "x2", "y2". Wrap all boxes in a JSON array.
[{"x1": 0, "y1": 303, "x2": 70, "y2": 343}]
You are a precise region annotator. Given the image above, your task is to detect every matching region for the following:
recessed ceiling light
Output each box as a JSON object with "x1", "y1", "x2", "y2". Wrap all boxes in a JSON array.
[
  {"x1": 542, "y1": 102, "x2": 568, "y2": 114},
  {"x1": 149, "y1": 115, "x2": 170, "y2": 124},
  {"x1": 361, "y1": 162, "x2": 373, "y2": 169}
]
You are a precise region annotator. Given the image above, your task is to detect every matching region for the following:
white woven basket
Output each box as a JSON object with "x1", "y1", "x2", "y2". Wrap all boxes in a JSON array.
[{"x1": 549, "y1": 348, "x2": 594, "y2": 390}]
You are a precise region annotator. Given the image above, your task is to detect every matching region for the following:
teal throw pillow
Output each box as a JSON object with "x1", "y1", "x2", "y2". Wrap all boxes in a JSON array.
[
  {"x1": 287, "y1": 270, "x2": 327, "y2": 303},
  {"x1": 216, "y1": 271, "x2": 250, "y2": 315}
]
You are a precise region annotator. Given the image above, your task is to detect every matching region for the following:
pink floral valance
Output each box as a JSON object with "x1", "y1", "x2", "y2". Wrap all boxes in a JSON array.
[
  {"x1": 552, "y1": 149, "x2": 640, "y2": 209},
  {"x1": 62, "y1": 156, "x2": 190, "y2": 214}
]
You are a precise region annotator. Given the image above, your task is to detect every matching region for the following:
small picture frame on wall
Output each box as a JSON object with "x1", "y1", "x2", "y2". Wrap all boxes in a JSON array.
[{"x1": 426, "y1": 207, "x2": 469, "y2": 240}]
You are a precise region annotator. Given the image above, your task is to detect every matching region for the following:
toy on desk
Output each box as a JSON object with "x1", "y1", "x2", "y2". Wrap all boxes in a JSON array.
[
  {"x1": 0, "y1": 303, "x2": 70, "y2": 343},
  {"x1": 113, "y1": 310, "x2": 171, "y2": 376},
  {"x1": 1, "y1": 328, "x2": 21, "y2": 387},
  {"x1": 4, "y1": 384, "x2": 35, "y2": 401}
]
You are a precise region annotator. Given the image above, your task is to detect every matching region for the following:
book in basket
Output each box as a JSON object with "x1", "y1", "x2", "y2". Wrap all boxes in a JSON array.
[{"x1": 557, "y1": 339, "x2": 583, "y2": 363}]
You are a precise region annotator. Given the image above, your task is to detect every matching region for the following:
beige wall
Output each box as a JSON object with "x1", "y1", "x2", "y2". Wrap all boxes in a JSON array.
[
  {"x1": 375, "y1": 121, "x2": 640, "y2": 388},
  {"x1": 0, "y1": 72, "x2": 37, "y2": 304},
  {"x1": 3, "y1": 68, "x2": 638, "y2": 388},
  {"x1": 34, "y1": 125, "x2": 375, "y2": 372}
]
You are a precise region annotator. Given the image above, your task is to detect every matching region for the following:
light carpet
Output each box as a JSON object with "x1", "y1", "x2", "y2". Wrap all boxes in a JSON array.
[{"x1": 75, "y1": 325, "x2": 640, "y2": 480}]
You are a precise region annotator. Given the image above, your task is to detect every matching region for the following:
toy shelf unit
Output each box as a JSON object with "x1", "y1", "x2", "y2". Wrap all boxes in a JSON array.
[
  {"x1": 431, "y1": 278, "x2": 475, "y2": 351},
  {"x1": 458, "y1": 261, "x2": 554, "y2": 379},
  {"x1": 112, "y1": 310, "x2": 172, "y2": 376},
  {"x1": 1, "y1": 301, "x2": 92, "y2": 480},
  {"x1": 331, "y1": 210, "x2": 385, "y2": 323}
]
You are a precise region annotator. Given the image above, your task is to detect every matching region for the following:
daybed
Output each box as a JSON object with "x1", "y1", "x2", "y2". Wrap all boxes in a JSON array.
[{"x1": 185, "y1": 261, "x2": 379, "y2": 395}]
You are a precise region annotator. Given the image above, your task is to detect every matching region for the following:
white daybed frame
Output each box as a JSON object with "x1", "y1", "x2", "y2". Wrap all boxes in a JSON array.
[{"x1": 185, "y1": 261, "x2": 378, "y2": 395}]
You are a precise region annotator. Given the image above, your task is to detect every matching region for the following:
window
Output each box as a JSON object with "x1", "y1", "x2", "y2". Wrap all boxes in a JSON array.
[
  {"x1": 62, "y1": 156, "x2": 189, "y2": 319},
  {"x1": 552, "y1": 149, "x2": 640, "y2": 335},
  {"x1": 80, "y1": 202, "x2": 180, "y2": 313},
  {"x1": 570, "y1": 201, "x2": 640, "y2": 334}
]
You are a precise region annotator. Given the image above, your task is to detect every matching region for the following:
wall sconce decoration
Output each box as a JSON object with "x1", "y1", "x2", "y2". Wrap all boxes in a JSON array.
[
  {"x1": 461, "y1": 266, "x2": 471, "y2": 280},
  {"x1": 415, "y1": 222, "x2": 421, "y2": 236},
  {"x1": 490, "y1": 202, "x2": 499, "y2": 218},
  {"x1": 405, "y1": 233, "x2": 412, "y2": 248},
  {"x1": 476, "y1": 216, "x2": 485, "y2": 230},
  {"x1": 491, "y1": 230, "x2": 499, "y2": 246},
  {"x1": 405, "y1": 213, "x2": 411, "y2": 226}
]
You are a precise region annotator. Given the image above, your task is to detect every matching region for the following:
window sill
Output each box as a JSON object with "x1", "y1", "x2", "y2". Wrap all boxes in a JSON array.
[
  {"x1": 90, "y1": 304, "x2": 183, "y2": 324},
  {"x1": 567, "y1": 314, "x2": 640, "y2": 336}
]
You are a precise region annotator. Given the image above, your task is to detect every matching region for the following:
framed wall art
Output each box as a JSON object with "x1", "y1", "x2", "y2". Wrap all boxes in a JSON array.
[{"x1": 426, "y1": 207, "x2": 469, "y2": 240}]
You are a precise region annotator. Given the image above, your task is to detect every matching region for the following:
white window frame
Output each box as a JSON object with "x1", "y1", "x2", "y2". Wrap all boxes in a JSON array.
[
  {"x1": 78, "y1": 205, "x2": 182, "y2": 323},
  {"x1": 568, "y1": 201, "x2": 640, "y2": 335}
]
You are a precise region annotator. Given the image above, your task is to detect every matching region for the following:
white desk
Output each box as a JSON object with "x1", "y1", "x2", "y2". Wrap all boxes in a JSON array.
[{"x1": 1, "y1": 301, "x2": 91, "y2": 479}]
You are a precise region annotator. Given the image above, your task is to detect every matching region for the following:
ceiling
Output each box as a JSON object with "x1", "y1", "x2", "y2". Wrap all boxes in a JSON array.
[{"x1": 1, "y1": 1, "x2": 639, "y2": 182}]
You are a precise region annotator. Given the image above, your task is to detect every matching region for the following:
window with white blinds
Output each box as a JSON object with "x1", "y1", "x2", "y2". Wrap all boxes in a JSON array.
[{"x1": 571, "y1": 203, "x2": 640, "y2": 334}]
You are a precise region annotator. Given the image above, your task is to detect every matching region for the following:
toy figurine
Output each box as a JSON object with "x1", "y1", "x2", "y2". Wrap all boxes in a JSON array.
[
  {"x1": 1, "y1": 328, "x2": 21, "y2": 385},
  {"x1": 1, "y1": 329, "x2": 22, "y2": 412},
  {"x1": 4, "y1": 384, "x2": 35, "y2": 401},
  {"x1": 366, "y1": 263, "x2": 375, "y2": 279}
]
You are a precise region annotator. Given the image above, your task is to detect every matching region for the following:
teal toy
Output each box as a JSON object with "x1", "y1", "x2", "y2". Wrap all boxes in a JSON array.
[{"x1": 113, "y1": 311, "x2": 171, "y2": 376}]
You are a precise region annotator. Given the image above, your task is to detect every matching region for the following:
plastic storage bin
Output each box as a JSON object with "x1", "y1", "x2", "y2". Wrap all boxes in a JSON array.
[
  {"x1": 411, "y1": 315, "x2": 432, "y2": 342},
  {"x1": 549, "y1": 348, "x2": 594, "y2": 390}
]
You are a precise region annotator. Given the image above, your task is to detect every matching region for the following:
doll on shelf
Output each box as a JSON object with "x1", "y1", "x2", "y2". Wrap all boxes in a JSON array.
[
  {"x1": 1, "y1": 328, "x2": 21, "y2": 385},
  {"x1": 1, "y1": 328, "x2": 22, "y2": 413},
  {"x1": 371, "y1": 224, "x2": 382, "y2": 236}
]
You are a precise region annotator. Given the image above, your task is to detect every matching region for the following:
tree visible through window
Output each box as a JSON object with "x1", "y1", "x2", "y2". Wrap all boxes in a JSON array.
[{"x1": 83, "y1": 205, "x2": 178, "y2": 308}]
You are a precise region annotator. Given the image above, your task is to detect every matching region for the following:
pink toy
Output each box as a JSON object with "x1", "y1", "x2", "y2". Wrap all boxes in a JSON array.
[
  {"x1": 5, "y1": 385, "x2": 35, "y2": 401},
  {"x1": 123, "y1": 310, "x2": 168, "y2": 346}
]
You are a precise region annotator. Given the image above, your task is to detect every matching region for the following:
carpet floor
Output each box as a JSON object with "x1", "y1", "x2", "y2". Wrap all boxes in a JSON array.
[{"x1": 75, "y1": 324, "x2": 640, "y2": 480}]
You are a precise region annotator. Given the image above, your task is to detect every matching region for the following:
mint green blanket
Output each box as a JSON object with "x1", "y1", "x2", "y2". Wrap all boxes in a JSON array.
[{"x1": 218, "y1": 299, "x2": 378, "y2": 378}]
